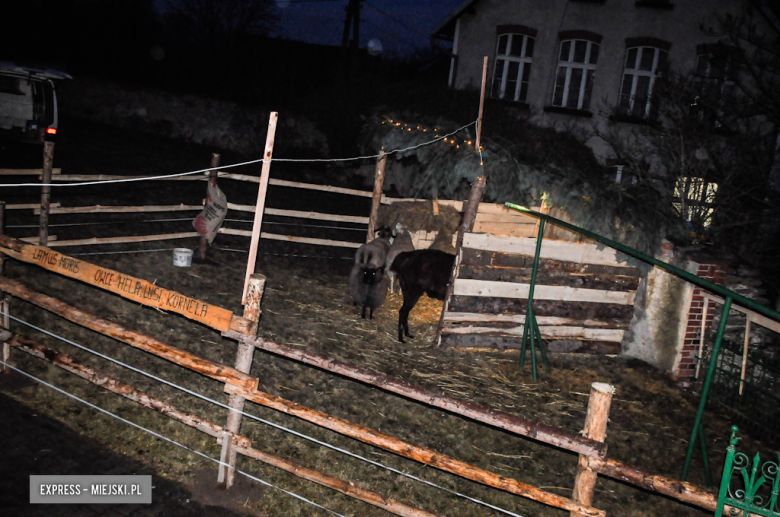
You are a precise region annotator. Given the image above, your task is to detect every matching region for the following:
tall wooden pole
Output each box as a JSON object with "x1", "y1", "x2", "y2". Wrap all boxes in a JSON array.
[
  {"x1": 0, "y1": 201, "x2": 5, "y2": 277},
  {"x1": 0, "y1": 200, "x2": 7, "y2": 373},
  {"x1": 197, "y1": 153, "x2": 220, "y2": 261},
  {"x1": 366, "y1": 149, "x2": 386, "y2": 242},
  {"x1": 243, "y1": 112, "x2": 278, "y2": 305},
  {"x1": 221, "y1": 273, "x2": 266, "y2": 488},
  {"x1": 571, "y1": 382, "x2": 614, "y2": 517},
  {"x1": 435, "y1": 56, "x2": 489, "y2": 345},
  {"x1": 39, "y1": 142, "x2": 54, "y2": 246}
]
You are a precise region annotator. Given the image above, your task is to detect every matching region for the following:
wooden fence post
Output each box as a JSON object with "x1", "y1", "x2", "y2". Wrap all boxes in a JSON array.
[
  {"x1": 220, "y1": 273, "x2": 266, "y2": 488},
  {"x1": 197, "y1": 153, "x2": 220, "y2": 262},
  {"x1": 571, "y1": 382, "x2": 614, "y2": 516},
  {"x1": 243, "y1": 112, "x2": 278, "y2": 305},
  {"x1": 435, "y1": 56, "x2": 489, "y2": 345},
  {"x1": 366, "y1": 149, "x2": 386, "y2": 242},
  {"x1": 39, "y1": 142, "x2": 54, "y2": 246},
  {"x1": 0, "y1": 200, "x2": 8, "y2": 373}
]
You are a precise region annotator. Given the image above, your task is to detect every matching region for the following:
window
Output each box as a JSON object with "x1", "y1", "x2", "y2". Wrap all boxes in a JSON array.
[
  {"x1": 551, "y1": 39, "x2": 599, "y2": 111},
  {"x1": 492, "y1": 33, "x2": 534, "y2": 103},
  {"x1": 0, "y1": 76, "x2": 23, "y2": 95},
  {"x1": 618, "y1": 46, "x2": 667, "y2": 119},
  {"x1": 692, "y1": 51, "x2": 738, "y2": 128},
  {"x1": 673, "y1": 176, "x2": 718, "y2": 228}
]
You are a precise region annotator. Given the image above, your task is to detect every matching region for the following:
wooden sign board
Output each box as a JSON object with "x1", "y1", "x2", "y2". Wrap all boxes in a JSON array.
[{"x1": 1, "y1": 238, "x2": 233, "y2": 331}]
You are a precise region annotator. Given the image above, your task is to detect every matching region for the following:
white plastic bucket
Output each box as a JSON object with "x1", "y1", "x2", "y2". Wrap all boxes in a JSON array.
[{"x1": 173, "y1": 248, "x2": 193, "y2": 267}]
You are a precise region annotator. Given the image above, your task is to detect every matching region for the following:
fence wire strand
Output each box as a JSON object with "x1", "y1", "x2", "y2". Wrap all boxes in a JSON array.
[
  {"x1": 0, "y1": 360, "x2": 347, "y2": 517},
  {"x1": 6, "y1": 314, "x2": 525, "y2": 517},
  {"x1": 0, "y1": 120, "x2": 477, "y2": 188}
]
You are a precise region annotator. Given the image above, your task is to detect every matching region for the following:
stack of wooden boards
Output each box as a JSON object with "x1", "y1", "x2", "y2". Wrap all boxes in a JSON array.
[{"x1": 441, "y1": 230, "x2": 641, "y2": 354}]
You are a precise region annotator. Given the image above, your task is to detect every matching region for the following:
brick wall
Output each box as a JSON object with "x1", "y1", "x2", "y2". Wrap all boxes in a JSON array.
[{"x1": 672, "y1": 262, "x2": 728, "y2": 387}]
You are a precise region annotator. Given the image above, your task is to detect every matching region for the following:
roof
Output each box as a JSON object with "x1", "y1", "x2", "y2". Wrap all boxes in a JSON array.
[
  {"x1": 431, "y1": 0, "x2": 478, "y2": 41},
  {"x1": 0, "y1": 62, "x2": 72, "y2": 81}
]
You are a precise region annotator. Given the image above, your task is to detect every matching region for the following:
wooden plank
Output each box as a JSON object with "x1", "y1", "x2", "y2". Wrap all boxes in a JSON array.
[
  {"x1": 219, "y1": 228, "x2": 362, "y2": 248},
  {"x1": 0, "y1": 277, "x2": 256, "y2": 389},
  {"x1": 47, "y1": 232, "x2": 199, "y2": 247},
  {"x1": 269, "y1": 178, "x2": 374, "y2": 198},
  {"x1": 0, "y1": 168, "x2": 61, "y2": 175},
  {"x1": 444, "y1": 312, "x2": 628, "y2": 328},
  {"x1": 266, "y1": 208, "x2": 369, "y2": 224},
  {"x1": 460, "y1": 249, "x2": 642, "y2": 277},
  {"x1": 447, "y1": 296, "x2": 636, "y2": 321},
  {"x1": 440, "y1": 333, "x2": 622, "y2": 354},
  {"x1": 442, "y1": 325, "x2": 624, "y2": 341},
  {"x1": 35, "y1": 204, "x2": 204, "y2": 215},
  {"x1": 453, "y1": 278, "x2": 636, "y2": 305},
  {"x1": 6, "y1": 202, "x2": 61, "y2": 210},
  {"x1": 463, "y1": 233, "x2": 626, "y2": 267},
  {"x1": 458, "y1": 265, "x2": 641, "y2": 291},
  {"x1": 0, "y1": 235, "x2": 233, "y2": 332},
  {"x1": 472, "y1": 221, "x2": 537, "y2": 237},
  {"x1": 226, "y1": 384, "x2": 605, "y2": 517},
  {"x1": 20, "y1": 236, "x2": 57, "y2": 244},
  {"x1": 700, "y1": 292, "x2": 780, "y2": 333}
]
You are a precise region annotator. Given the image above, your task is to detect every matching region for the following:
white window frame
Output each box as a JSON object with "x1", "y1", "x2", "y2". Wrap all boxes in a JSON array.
[
  {"x1": 492, "y1": 33, "x2": 534, "y2": 103},
  {"x1": 619, "y1": 46, "x2": 667, "y2": 119},
  {"x1": 551, "y1": 39, "x2": 598, "y2": 110}
]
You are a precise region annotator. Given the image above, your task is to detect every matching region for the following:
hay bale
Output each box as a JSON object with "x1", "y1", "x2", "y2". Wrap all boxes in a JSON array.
[{"x1": 378, "y1": 201, "x2": 461, "y2": 235}]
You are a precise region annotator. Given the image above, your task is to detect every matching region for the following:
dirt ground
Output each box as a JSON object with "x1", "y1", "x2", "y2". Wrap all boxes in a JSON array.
[{"x1": 1, "y1": 117, "x2": 778, "y2": 517}]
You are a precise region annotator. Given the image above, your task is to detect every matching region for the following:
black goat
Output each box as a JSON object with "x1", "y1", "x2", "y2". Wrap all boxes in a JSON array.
[{"x1": 390, "y1": 249, "x2": 456, "y2": 342}]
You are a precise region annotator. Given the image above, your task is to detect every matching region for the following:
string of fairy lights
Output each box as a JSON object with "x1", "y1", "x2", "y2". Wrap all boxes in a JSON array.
[{"x1": 380, "y1": 118, "x2": 484, "y2": 152}]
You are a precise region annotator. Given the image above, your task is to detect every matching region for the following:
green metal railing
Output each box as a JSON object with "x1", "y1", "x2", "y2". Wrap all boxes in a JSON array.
[{"x1": 504, "y1": 203, "x2": 780, "y2": 485}]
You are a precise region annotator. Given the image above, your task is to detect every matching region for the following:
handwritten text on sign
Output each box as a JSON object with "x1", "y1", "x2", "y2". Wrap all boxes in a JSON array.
[{"x1": 25, "y1": 246, "x2": 232, "y2": 331}]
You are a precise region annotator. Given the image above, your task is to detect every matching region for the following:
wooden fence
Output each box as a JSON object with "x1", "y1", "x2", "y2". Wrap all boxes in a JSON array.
[
  {"x1": 440, "y1": 233, "x2": 641, "y2": 353},
  {"x1": 0, "y1": 127, "x2": 733, "y2": 514},
  {"x1": 1, "y1": 142, "x2": 543, "y2": 257},
  {"x1": 0, "y1": 232, "x2": 734, "y2": 516}
]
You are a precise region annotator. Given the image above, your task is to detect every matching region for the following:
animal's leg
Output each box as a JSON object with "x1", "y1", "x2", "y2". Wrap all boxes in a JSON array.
[
  {"x1": 369, "y1": 306, "x2": 374, "y2": 319},
  {"x1": 361, "y1": 303, "x2": 368, "y2": 319},
  {"x1": 398, "y1": 287, "x2": 422, "y2": 343}
]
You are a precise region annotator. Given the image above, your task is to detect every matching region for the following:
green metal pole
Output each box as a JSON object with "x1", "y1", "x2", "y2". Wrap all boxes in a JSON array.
[
  {"x1": 519, "y1": 310, "x2": 530, "y2": 369},
  {"x1": 521, "y1": 219, "x2": 546, "y2": 379},
  {"x1": 714, "y1": 426, "x2": 739, "y2": 517},
  {"x1": 697, "y1": 420, "x2": 713, "y2": 487},
  {"x1": 533, "y1": 314, "x2": 550, "y2": 371},
  {"x1": 530, "y1": 306, "x2": 538, "y2": 381},
  {"x1": 681, "y1": 296, "x2": 732, "y2": 481}
]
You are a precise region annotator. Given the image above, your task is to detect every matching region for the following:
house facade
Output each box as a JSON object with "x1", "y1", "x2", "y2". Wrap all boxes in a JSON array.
[{"x1": 432, "y1": 0, "x2": 779, "y2": 163}]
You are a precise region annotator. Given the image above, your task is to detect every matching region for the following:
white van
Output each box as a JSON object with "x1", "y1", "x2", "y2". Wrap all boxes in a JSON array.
[{"x1": 0, "y1": 62, "x2": 72, "y2": 142}]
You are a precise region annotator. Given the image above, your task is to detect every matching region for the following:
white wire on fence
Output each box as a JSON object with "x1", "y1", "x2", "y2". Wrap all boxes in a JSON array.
[
  {"x1": 0, "y1": 360, "x2": 347, "y2": 517},
  {"x1": 7, "y1": 218, "x2": 365, "y2": 232},
  {"x1": 0, "y1": 120, "x2": 477, "y2": 189},
  {"x1": 7, "y1": 314, "x2": 524, "y2": 517}
]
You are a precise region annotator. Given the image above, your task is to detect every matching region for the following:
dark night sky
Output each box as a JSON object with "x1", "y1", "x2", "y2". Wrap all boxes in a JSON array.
[{"x1": 269, "y1": 0, "x2": 463, "y2": 56}]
